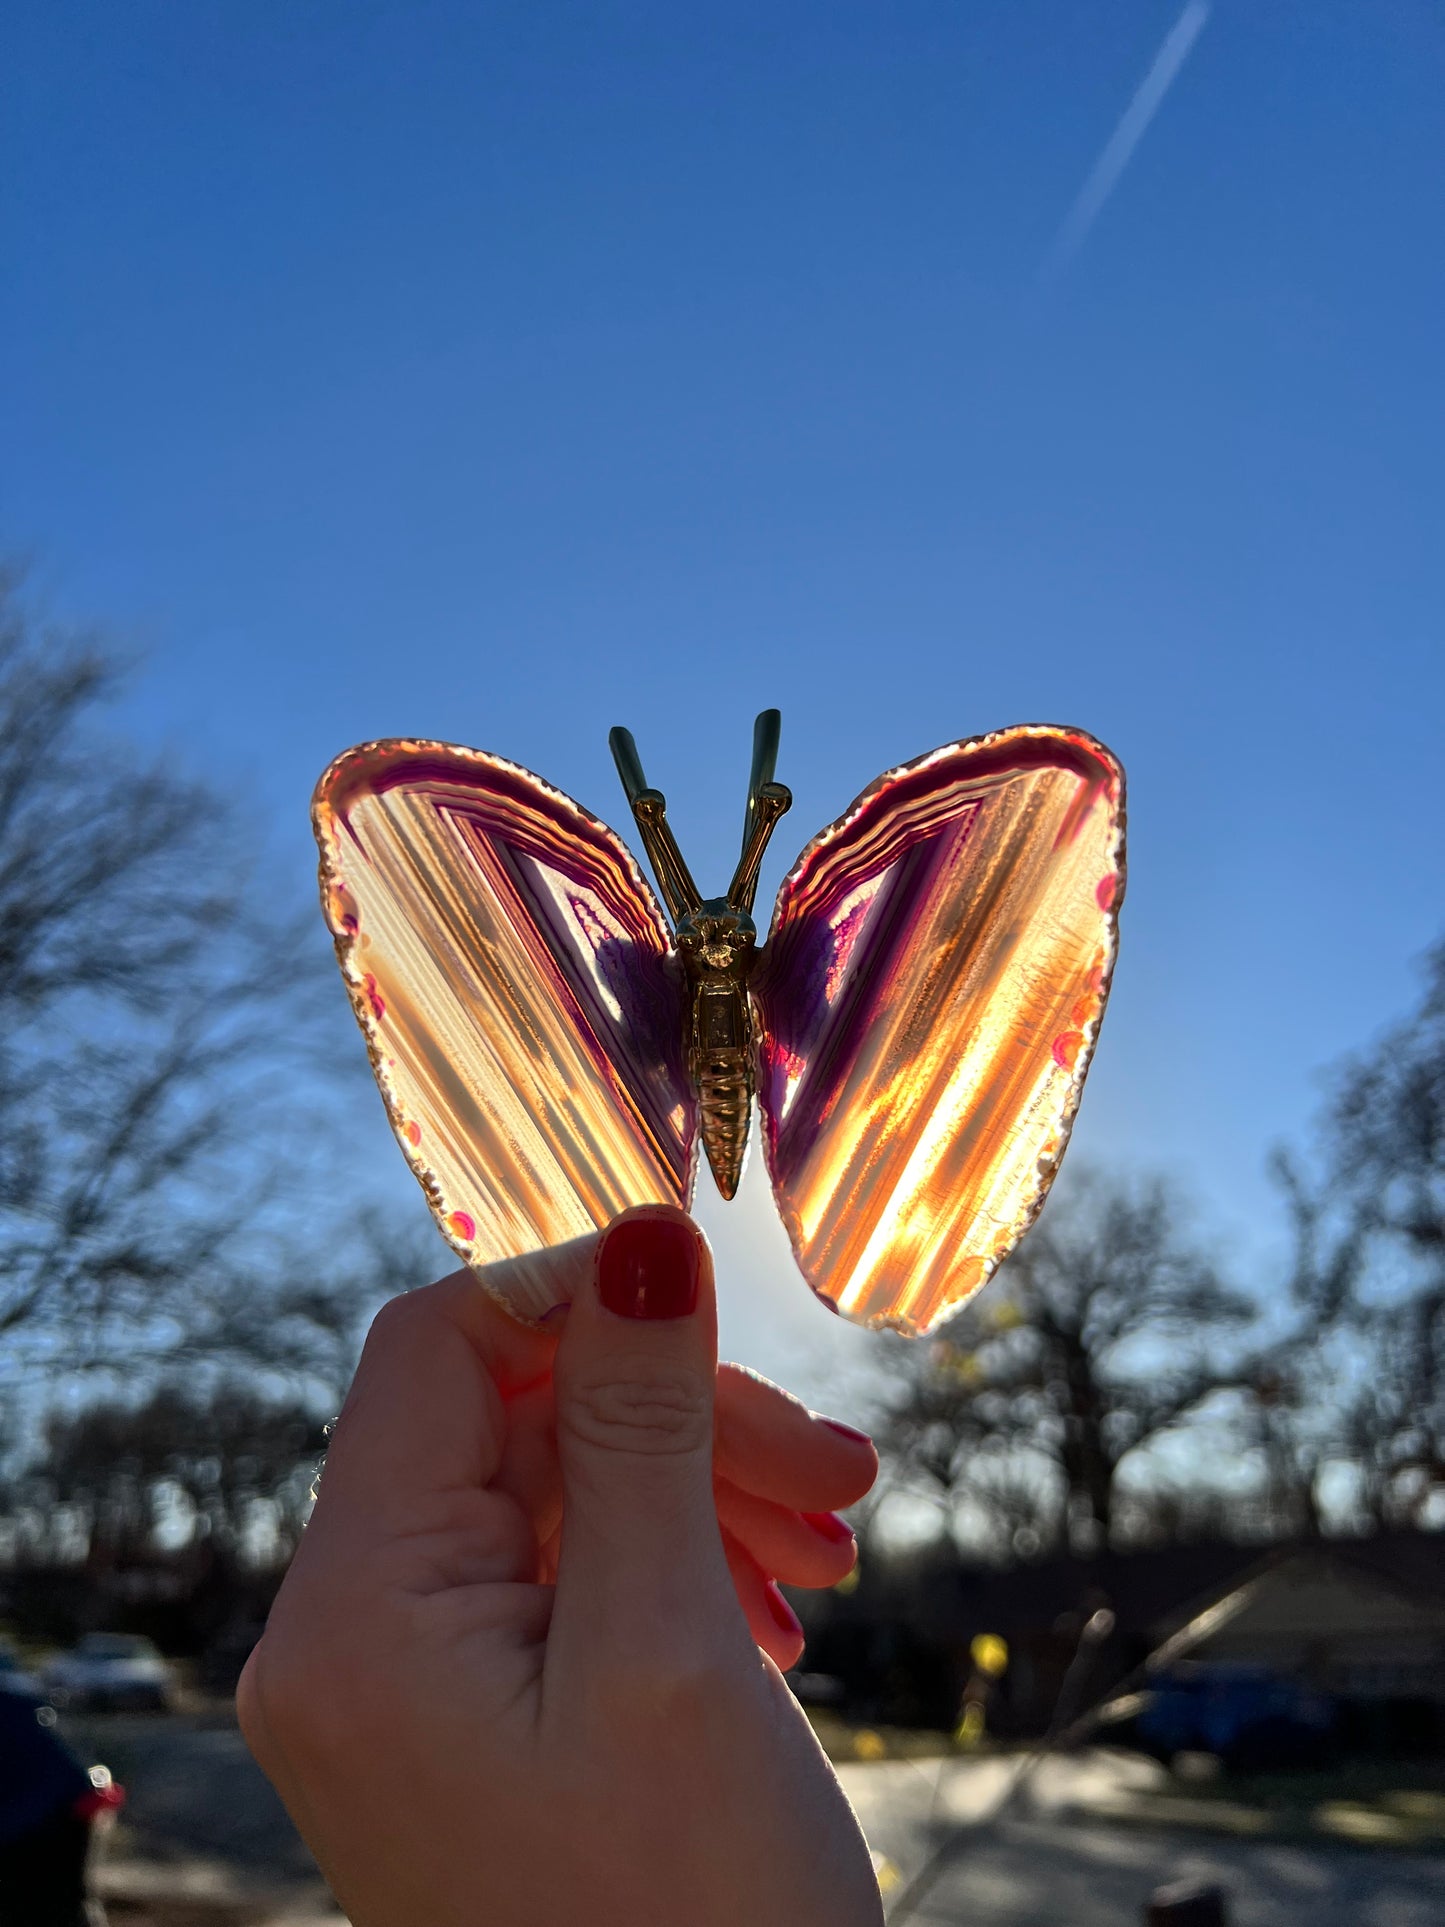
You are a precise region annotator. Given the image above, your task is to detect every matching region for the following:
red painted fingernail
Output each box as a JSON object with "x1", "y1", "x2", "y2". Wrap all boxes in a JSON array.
[
  {"x1": 596, "y1": 1213, "x2": 700, "y2": 1320},
  {"x1": 820, "y1": 1418, "x2": 873, "y2": 1447},
  {"x1": 764, "y1": 1580, "x2": 803, "y2": 1639},
  {"x1": 801, "y1": 1510, "x2": 855, "y2": 1545}
]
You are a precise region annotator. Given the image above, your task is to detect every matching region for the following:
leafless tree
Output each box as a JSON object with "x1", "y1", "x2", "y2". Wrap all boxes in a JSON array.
[
  {"x1": 191, "y1": 1204, "x2": 444, "y2": 1414},
  {"x1": 1262, "y1": 941, "x2": 1445, "y2": 1529},
  {"x1": 0, "y1": 568, "x2": 375, "y2": 1388},
  {"x1": 874, "y1": 1173, "x2": 1256, "y2": 1557}
]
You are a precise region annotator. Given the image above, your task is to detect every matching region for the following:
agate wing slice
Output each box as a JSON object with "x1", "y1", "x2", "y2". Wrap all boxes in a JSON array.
[
  {"x1": 752, "y1": 726, "x2": 1125, "y2": 1335},
  {"x1": 313, "y1": 742, "x2": 697, "y2": 1321}
]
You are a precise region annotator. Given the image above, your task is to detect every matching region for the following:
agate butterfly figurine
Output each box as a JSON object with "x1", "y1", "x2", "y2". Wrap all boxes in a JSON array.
[{"x1": 313, "y1": 714, "x2": 1124, "y2": 1334}]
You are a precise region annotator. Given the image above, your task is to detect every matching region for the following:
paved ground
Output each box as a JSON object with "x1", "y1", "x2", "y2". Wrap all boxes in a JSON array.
[
  {"x1": 60, "y1": 1712, "x2": 339, "y2": 1924},
  {"x1": 885, "y1": 1819, "x2": 1443, "y2": 1926},
  {"x1": 62, "y1": 1714, "x2": 1445, "y2": 1926},
  {"x1": 838, "y1": 1752, "x2": 1445, "y2": 1925}
]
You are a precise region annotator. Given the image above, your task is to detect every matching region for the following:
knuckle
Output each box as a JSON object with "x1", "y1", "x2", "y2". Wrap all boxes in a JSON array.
[
  {"x1": 593, "y1": 1649, "x2": 739, "y2": 1734},
  {"x1": 363, "y1": 1290, "x2": 423, "y2": 1350},
  {"x1": 243, "y1": 1629, "x2": 375, "y2": 1762},
  {"x1": 238, "y1": 1636, "x2": 309, "y2": 1752},
  {"x1": 234, "y1": 1651, "x2": 267, "y2": 1753},
  {"x1": 564, "y1": 1363, "x2": 710, "y2": 1459}
]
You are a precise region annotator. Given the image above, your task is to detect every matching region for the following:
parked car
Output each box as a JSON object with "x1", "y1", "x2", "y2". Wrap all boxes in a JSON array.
[
  {"x1": 0, "y1": 1636, "x2": 45, "y2": 1701},
  {"x1": 0, "y1": 1685, "x2": 126, "y2": 1919},
  {"x1": 43, "y1": 1633, "x2": 176, "y2": 1713},
  {"x1": 1101, "y1": 1661, "x2": 1336, "y2": 1773},
  {"x1": 788, "y1": 1671, "x2": 847, "y2": 1709}
]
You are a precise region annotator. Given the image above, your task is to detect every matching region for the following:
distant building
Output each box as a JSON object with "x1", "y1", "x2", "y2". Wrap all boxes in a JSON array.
[
  {"x1": 1145, "y1": 1538, "x2": 1445, "y2": 1752},
  {"x1": 793, "y1": 1531, "x2": 1445, "y2": 1751}
]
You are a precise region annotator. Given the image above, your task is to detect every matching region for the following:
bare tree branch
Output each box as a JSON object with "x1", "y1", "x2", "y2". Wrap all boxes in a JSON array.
[
  {"x1": 0, "y1": 569, "x2": 364, "y2": 1387},
  {"x1": 873, "y1": 1172, "x2": 1255, "y2": 1557}
]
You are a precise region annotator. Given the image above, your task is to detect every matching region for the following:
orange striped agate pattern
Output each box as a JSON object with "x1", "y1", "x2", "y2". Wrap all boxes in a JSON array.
[
  {"x1": 313, "y1": 741, "x2": 695, "y2": 1322},
  {"x1": 753, "y1": 727, "x2": 1125, "y2": 1334}
]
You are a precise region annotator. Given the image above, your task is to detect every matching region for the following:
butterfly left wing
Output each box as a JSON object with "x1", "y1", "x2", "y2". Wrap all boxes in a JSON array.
[
  {"x1": 313, "y1": 740, "x2": 697, "y2": 1321},
  {"x1": 752, "y1": 726, "x2": 1125, "y2": 1335}
]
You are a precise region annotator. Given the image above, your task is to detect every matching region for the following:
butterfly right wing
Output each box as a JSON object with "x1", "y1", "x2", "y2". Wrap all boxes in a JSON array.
[
  {"x1": 313, "y1": 740, "x2": 697, "y2": 1321},
  {"x1": 752, "y1": 726, "x2": 1125, "y2": 1335}
]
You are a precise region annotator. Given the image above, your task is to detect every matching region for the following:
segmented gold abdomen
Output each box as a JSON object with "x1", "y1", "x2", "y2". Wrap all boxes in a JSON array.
[{"x1": 690, "y1": 978, "x2": 754, "y2": 1200}]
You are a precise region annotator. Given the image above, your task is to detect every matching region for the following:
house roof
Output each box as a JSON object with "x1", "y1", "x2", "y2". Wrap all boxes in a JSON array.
[{"x1": 1148, "y1": 1532, "x2": 1445, "y2": 1658}]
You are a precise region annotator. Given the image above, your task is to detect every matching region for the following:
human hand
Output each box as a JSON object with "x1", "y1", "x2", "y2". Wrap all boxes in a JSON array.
[{"x1": 239, "y1": 1207, "x2": 885, "y2": 1927}]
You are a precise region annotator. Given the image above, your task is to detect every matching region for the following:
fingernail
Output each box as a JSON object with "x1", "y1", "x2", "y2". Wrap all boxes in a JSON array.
[
  {"x1": 801, "y1": 1510, "x2": 855, "y2": 1545},
  {"x1": 820, "y1": 1417, "x2": 873, "y2": 1447},
  {"x1": 764, "y1": 1580, "x2": 803, "y2": 1639},
  {"x1": 597, "y1": 1213, "x2": 700, "y2": 1321}
]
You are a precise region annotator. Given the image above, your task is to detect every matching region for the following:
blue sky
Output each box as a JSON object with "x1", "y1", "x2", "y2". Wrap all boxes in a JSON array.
[{"x1": 5, "y1": 2, "x2": 1443, "y2": 1393}]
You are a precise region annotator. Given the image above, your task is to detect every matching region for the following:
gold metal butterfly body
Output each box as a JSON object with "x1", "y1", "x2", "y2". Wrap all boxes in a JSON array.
[{"x1": 609, "y1": 711, "x2": 793, "y2": 1201}]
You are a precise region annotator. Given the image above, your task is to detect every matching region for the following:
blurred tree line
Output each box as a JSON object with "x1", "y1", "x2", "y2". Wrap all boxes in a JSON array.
[
  {"x1": 0, "y1": 572, "x2": 439, "y2": 1650},
  {"x1": 0, "y1": 568, "x2": 1441, "y2": 1661}
]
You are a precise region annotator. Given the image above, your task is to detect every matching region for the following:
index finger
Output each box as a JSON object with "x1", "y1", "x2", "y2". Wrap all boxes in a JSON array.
[{"x1": 318, "y1": 1257, "x2": 562, "y2": 1537}]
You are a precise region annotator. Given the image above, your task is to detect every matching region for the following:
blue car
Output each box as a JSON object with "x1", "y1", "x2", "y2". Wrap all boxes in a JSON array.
[{"x1": 1137, "y1": 1662, "x2": 1335, "y2": 1771}]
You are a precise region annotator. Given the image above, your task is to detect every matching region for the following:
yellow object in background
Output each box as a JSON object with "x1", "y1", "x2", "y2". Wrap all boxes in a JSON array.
[
  {"x1": 970, "y1": 1633, "x2": 1009, "y2": 1677},
  {"x1": 954, "y1": 1702, "x2": 987, "y2": 1748}
]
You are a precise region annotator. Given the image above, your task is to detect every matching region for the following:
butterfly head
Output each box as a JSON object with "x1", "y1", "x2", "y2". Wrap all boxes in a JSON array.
[{"x1": 676, "y1": 898, "x2": 758, "y2": 973}]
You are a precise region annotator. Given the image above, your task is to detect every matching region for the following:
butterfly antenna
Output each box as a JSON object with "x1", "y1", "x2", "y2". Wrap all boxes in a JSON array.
[
  {"x1": 609, "y1": 726, "x2": 703, "y2": 925},
  {"x1": 728, "y1": 709, "x2": 792, "y2": 914}
]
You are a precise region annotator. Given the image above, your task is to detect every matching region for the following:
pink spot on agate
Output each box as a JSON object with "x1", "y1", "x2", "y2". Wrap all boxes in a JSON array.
[
  {"x1": 769, "y1": 1040, "x2": 806, "y2": 1084},
  {"x1": 404, "y1": 1120, "x2": 422, "y2": 1147},
  {"x1": 362, "y1": 973, "x2": 386, "y2": 1020},
  {"x1": 447, "y1": 1210, "x2": 476, "y2": 1241},
  {"x1": 1095, "y1": 874, "x2": 1117, "y2": 913},
  {"x1": 328, "y1": 884, "x2": 360, "y2": 933},
  {"x1": 1052, "y1": 1030, "x2": 1084, "y2": 1071}
]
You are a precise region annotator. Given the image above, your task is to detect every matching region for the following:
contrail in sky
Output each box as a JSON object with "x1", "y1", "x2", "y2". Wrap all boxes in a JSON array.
[{"x1": 1041, "y1": 1, "x2": 1211, "y2": 282}]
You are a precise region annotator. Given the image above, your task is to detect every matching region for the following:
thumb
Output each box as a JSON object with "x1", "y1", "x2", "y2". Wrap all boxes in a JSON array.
[{"x1": 547, "y1": 1205, "x2": 747, "y2": 1677}]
